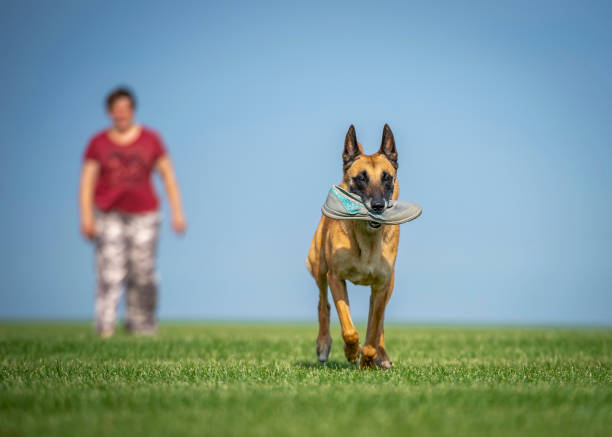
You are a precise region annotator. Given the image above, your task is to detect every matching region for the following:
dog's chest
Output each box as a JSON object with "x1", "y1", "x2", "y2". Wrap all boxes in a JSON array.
[
  {"x1": 336, "y1": 245, "x2": 390, "y2": 286},
  {"x1": 341, "y1": 263, "x2": 386, "y2": 285}
]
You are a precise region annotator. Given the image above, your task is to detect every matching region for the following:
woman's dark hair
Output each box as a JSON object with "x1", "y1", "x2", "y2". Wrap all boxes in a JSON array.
[{"x1": 106, "y1": 87, "x2": 136, "y2": 111}]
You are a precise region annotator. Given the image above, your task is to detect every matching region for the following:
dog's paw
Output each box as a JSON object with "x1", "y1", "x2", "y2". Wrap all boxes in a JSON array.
[
  {"x1": 343, "y1": 341, "x2": 362, "y2": 364},
  {"x1": 374, "y1": 358, "x2": 393, "y2": 369},
  {"x1": 316, "y1": 337, "x2": 332, "y2": 363},
  {"x1": 359, "y1": 345, "x2": 377, "y2": 369},
  {"x1": 375, "y1": 346, "x2": 393, "y2": 370}
]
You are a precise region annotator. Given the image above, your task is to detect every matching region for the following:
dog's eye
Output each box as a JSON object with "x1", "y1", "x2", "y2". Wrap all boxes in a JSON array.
[
  {"x1": 382, "y1": 172, "x2": 393, "y2": 184},
  {"x1": 354, "y1": 172, "x2": 368, "y2": 185}
]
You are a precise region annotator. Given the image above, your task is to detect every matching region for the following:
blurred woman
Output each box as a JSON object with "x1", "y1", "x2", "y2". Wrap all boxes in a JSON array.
[{"x1": 79, "y1": 87, "x2": 186, "y2": 337}]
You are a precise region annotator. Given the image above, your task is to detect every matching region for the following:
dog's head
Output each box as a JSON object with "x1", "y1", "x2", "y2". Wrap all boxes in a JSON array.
[{"x1": 342, "y1": 124, "x2": 399, "y2": 220}]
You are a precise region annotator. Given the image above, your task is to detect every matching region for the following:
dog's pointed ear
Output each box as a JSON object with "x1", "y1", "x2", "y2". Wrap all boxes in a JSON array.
[
  {"x1": 379, "y1": 124, "x2": 398, "y2": 169},
  {"x1": 343, "y1": 125, "x2": 362, "y2": 171}
]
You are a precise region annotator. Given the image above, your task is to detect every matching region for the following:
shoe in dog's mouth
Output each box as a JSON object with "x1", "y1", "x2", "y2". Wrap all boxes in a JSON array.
[{"x1": 368, "y1": 221, "x2": 382, "y2": 229}]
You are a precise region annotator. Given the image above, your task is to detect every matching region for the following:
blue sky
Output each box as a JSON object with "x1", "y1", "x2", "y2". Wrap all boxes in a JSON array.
[{"x1": 1, "y1": 0, "x2": 611, "y2": 324}]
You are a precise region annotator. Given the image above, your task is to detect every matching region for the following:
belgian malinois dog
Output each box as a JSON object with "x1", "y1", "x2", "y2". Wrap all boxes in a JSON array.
[{"x1": 306, "y1": 124, "x2": 400, "y2": 369}]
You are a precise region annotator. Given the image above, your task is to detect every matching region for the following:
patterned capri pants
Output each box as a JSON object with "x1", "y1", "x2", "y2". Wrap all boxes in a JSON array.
[{"x1": 94, "y1": 209, "x2": 160, "y2": 334}]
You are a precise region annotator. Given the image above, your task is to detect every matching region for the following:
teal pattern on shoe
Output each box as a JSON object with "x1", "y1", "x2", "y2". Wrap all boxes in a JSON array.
[
  {"x1": 322, "y1": 184, "x2": 422, "y2": 225},
  {"x1": 331, "y1": 187, "x2": 362, "y2": 214}
]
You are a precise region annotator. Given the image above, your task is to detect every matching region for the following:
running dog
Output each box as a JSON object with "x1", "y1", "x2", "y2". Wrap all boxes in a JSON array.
[{"x1": 306, "y1": 124, "x2": 400, "y2": 369}]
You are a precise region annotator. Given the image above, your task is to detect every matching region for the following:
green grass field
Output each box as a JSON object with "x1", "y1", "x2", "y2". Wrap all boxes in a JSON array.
[{"x1": 1, "y1": 323, "x2": 610, "y2": 436}]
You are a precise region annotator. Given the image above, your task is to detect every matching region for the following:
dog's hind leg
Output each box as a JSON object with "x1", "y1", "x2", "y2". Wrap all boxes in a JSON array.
[
  {"x1": 328, "y1": 272, "x2": 361, "y2": 364},
  {"x1": 316, "y1": 275, "x2": 332, "y2": 362}
]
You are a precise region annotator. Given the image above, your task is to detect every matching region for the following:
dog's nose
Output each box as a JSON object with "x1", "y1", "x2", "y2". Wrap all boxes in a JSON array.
[{"x1": 370, "y1": 199, "x2": 385, "y2": 213}]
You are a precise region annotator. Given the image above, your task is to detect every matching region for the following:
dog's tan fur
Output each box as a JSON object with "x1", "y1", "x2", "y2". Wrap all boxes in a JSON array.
[{"x1": 306, "y1": 124, "x2": 400, "y2": 369}]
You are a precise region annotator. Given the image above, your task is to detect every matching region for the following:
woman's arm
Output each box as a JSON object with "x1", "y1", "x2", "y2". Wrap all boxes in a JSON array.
[
  {"x1": 156, "y1": 155, "x2": 187, "y2": 234},
  {"x1": 79, "y1": 160, "x2": 99, "y2": 239}
]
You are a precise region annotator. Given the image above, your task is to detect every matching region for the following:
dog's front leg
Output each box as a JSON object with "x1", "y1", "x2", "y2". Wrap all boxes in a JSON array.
[
  {"x1": 376, "y1": 273, "x2": 395, "y2": 369},
  {"x1": 365, "y1": 294, "x2": 393, "y2": 368},
  {"x1": 327, "y1": 272, "x2": 361, "y2": 364},
  {"x1": 361, "y1": 274, "x2": 394, "y2": 369}
]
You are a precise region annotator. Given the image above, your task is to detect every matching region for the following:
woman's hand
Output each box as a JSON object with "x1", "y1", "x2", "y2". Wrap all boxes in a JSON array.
[
  {"x1": 172, "y1": 212, "x2": 187, "y2": 234},
  {"x1": 79, "y1": 160, "x2": 99, "y2": 240},
  {"x1": 81, "y1": 215, "x2": 96, "y2": 240},
  {"x1": 156, "y1": 156, "x2": 187, "y2": 236}
]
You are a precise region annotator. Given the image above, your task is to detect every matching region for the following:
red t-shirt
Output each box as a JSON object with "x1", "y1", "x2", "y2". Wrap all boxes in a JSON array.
[{"x1": 83, "y1": 127, "x2": 167, "y2": 213}]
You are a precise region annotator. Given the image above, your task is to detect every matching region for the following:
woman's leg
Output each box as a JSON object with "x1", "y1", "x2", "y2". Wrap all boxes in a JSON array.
[
  {"x1": 125, "y1": 212, "x2": 160, "y2": 334},
  {"x1": 94, "y1": 211, "x2": 127, "y2": 336}
]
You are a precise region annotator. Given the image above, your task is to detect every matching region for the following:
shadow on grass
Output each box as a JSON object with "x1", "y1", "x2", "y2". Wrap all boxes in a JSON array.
[{"x1": 293, "y1": 360, "x2": 357, "y2": 370}]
